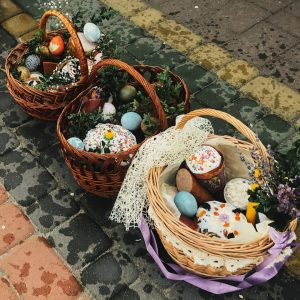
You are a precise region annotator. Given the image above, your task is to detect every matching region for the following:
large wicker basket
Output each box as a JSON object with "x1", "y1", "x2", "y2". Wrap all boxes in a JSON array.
[
  {"x1": 57, "y1": 59, "x2": 190, "y2": 198},
  {"x1": 5, "y1": 10, "x2": 89, "y2": 120},
  {"x1": 146, "y1": 108, "x2": 297, "y2": 278}
]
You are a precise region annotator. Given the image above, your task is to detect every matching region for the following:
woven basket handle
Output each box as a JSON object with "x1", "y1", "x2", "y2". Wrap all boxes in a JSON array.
[
  {"x1": 39, "y1": 10, "x2": 88, "y2": 83},
  {"x1": 89, "y1": 59, "x2": 168, "y2": 130},
  {"x1": 176, "y1": 108, "x2": 268, "y2": 160}
]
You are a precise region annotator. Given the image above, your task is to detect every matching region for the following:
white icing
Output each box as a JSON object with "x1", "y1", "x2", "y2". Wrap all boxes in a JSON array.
[
  {"x1": 224, "y1": 178, "x2": 250, "y2": 210},
  {"x1": 186, "y1": 145, "x2": 222, "y2": 174}
]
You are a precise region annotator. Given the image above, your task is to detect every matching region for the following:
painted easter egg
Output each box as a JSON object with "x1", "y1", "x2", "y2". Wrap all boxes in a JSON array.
[
  {"x1": 174, "y1": 191, "x2": 198, "y2": 218},
  {"x1": 102, "y1": 102, "x2": 116, "y2": 121},
  {"x1": 17, "y1": 66, "x2": 31, "y2": 81},
  {"x1": 119, "y1": 85, "x2": 137, "y2": 103},
  {"x1": 38, "y1": 45, "x2": 50, "y2": 56},
  {"x1": 83, "y1": 23, "x2": 101, "y2": 42},
  {"x1": 121, "y1": 112, "x2": 142, "y2": 131},
  {"x1": 25, "y1": 72, "x2": 44, "y2": 87},
  {"x1": 67, "y1": 137, "x2": 84, "y2": 150},
  {"x1": 25, "y1": 54, "x2": 41, "y2": 71},
  {"x1": 49, "y1": 36, "x2": 65, "y2": 55}
]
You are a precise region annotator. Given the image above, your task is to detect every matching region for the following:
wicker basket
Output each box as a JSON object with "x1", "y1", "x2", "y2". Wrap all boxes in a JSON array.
[
  {"x1": 146, "y1": 108, "x2": 297, "y2": 278},
  {"x1": 57, "y1": 59, "x2": 190, "y2": 198},
  {"x1": 5, "y1": 10, "x2": 89, "y2": 120}
]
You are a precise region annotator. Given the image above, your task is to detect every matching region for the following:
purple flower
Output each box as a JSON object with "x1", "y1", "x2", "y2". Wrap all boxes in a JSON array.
[
  {"x1": 276, "y1": 184, "x2": 299, "y2": 219},
  {"x1": 219, "y1": 213, "x2": 229, "y2": 223}
]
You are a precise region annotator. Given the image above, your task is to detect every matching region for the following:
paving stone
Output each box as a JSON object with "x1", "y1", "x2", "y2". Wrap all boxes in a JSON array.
[
  {"x1": 0, "y1": 91, "x2": 32, "y2": 127},
  {"x1": 275, "y1": 132, "x2": 300, "y2": 155},
  {"x1": 240, "y1": 76, "x2": 300, "y2": 121},
  {"x1": 0, "y1": 126, "x2": 19, "y2": 155},
  {"x1": 0, "y1": 0, "x2": 22, "y2": 22},
  {"x1": 1, "y1": 13, "x2": 38, "y2": 37},
  {"x1": 248, "y1": 0, "x2": 294, "y2": 13},
  {"x1": 0, "y1": 184, "x2": 9, "y2": 204},
  {"x1": 39, "y1": 143, "x2": 83, "y2": 193},
  {"x1": 0, "y1": 28, "x2": 17, "y2": 52},
  {"x1": 0, "y1": 202, "x2": 34, "y2": 254},
  {"x1": 149, "y1": 19, "x2": 203, "y2": 53},
  {"x1": 102, "y1": 0, "x2": 147, "y2": 17},
  {"x1": 267, "y1": 10, "x2": 300, "y2": 38},
  {"x1": 48, "y1": 213, "x2": 112, "y2": 269},
  {"x1": 26, "y1": 188, "x2": 80, "y2": 233},
  {"x1": 252, "y1": 114, "x2": 295, "y2": 148},
  {"x1": 195, "y1": 79, "x2": 240, "y2": 109},
  {"x1": 295, "y1": 118, "x2": 300, "y2": 130},
  {"x1": 126, "y1": 36, "x2": 164, "y2": 60},
  {"x1": 16, "y1": 119, "x2": 57, "y2": 153},
  {"x1": 222, "y1": 95, "x2": 268, "y2": 126},
  {"x1": 0, "y1": 148, "x2": 57, "y2": 207},
  {"x1": 0, "y1": 277, "x2": 19, "y2": 300},
  {"x1": 285, "y1": 1, "x2": 300, "y2": 17},
  {"x1": 217, "y1": 59, "x2": 259, "y2": 87},
  {"x1": 13, "y1": 0, "x2": 43, "y2": 18},
  {"x1": 209, "y1": 0, "x2": 270, "y2": 34},
  {"x1": 0, "y1": 236, "x2": 82, "y2": 299},
  {"x1": 130, "y1": 7, "x2": 165, "y2": 29},
  {"x1": 111, "y1": 280, "x2": 167, "y2": 300},
  {"x1": 81, "y1": 250, "x2": 139, "y2": 299},
  {"x1": 145, "y1": 46, "x2": 186, "y2": 69},
  {"x1": 118, "y1": 50, "x2": 140, "y2": 65},
  {"x1": 190, "y1": 43, "x2": 234, "y2": 71},
  {"x1": 206, "y1": 116, "x2": 237, "y2": 137},
  {"x1": 224, "y1": 21, "x2": 299, "y2": 67},
  {"x1": 173, "y1": 61, "x2": 217, "y2": 94},
  {"x1": 17, "y1": 28, "x2": 41, "y2": 42}
]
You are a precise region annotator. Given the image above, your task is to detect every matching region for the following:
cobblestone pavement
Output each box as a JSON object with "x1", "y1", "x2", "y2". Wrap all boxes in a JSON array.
[
  {"x1": 146, "y1": 0, "x2": 300, "y2": 93},
  {"x1": 0, "y1": 0, "x2": 300, "y2": 299}
]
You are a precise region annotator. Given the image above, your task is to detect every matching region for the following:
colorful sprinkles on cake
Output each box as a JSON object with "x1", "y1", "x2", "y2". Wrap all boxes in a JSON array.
[{"x1": 186, "y1": 145, "x2": 222, "y2": 174}]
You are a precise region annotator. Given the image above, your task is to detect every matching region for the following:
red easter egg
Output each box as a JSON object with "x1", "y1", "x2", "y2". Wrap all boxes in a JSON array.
[{"x1": 49, "y1": 36, "x2": 65, "y2": 55}]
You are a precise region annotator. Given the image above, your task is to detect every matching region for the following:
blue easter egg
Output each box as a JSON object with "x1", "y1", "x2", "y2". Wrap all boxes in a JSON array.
[
  {"x1": 67, "y1": 137, "x2": 84, "y2": 150},
  {"x1": 174, "y1": 191, "x2": 198, "y2": 217},
  {"x1": 25, "y1": 54, "x2": 41, "y2": 71},
  {"x1": 121, "y1": 112, "x2": 142, "y2": 131},
  {"x1": 83, "y1": 23, "x2": 101, "y2": 42}
]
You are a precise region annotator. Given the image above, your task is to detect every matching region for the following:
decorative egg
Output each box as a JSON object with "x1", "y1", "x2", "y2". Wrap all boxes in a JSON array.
[
  {"x1": 17, "y1": 66, "x2": 31, "y2": 81},
  {"x1": 67, "y1": 137, "x2": 84, "y2": 150},
  {"x1": 83, "y1": 23, "x2": 101, "y2": 42},
  {"x1": 77, "y1": 32, "x2": 97, "y2": 53},
  {"x1": 25, "y1": 72, "x2": 44, "y2": 87},
  {"x1": 174, "y1": 191, "x2": 198, "y2": 218},
  {"x1": 121, "y1": 112, "x2": 142, "y2": 131},
  {"x1": 102, "y1": 102, "x2": 116, "y2": 121},
  {"x1": 38, "y1": 45, "x2": 50, "y2": 56},
  {"x1": 49, "y1": 35, "x2": 65, "y2": 55},
  {"x1": 25, "y1": 54, "x2": 41, "y2": 71},
  {"x1": 119, "y1": 85, "x2": 137, "y2": 103}
]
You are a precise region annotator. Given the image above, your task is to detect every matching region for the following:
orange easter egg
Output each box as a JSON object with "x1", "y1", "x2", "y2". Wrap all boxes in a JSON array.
[{"x1": 49, "y1": 36, "x2": 65, "y2": 55}]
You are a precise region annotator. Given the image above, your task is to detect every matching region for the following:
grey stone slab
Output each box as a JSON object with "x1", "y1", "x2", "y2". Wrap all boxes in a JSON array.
[
  {"x1": 224, "y1": 21, "x2": 299, "y2": 67},
  {"x1": 81, "y1": 250, "x2": 139, "y2": 299},
  {"x1": 0, "y1": 148, "x2": 57, "y2": 206},
  {"x1": 248, "y1": 0, "x2": 294, "y2": 13},
  {"x1": 26, "y1": 188, "x2": 80, "y2": 233},
  {"x1": 13, "y1": 0, "x2": 43, "y2": 18},
  {"x1": 285, "y1": 1, "x2": 300, "y2": 17},
  {"x1": 266, "y1": 10, "x2": 300, "y2": 37},
  {"x1": 16, "y1": 119, "x2": 57, "y2": 153},
  {"x1": 48, "y1": 213, "x2": 112, "y2": 269},
  {"x1": 276, "y1": 132, "x2": 300, "y2": 155},
  {"x1": 195, "y1": 79, "x2": 240, "y2": 109},
  {"x1": 173, "y1": 61, "x2": 217, "y2": 94},
  {"x1": 0, "y1": 125, "x2": 19, "y2": 155},
  {"x1": 39, "y1": 143, "x2": 83, "y2": 193},
  {"x1": 118, "y1": 49, "x2": 141, "y2": 66},
  {"x1": 0, "y1": 28, "x2": 16, "y2": 52}
]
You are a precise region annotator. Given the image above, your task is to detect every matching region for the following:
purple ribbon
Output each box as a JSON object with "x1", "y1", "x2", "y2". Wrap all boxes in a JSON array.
[{"x1": 139, "y1": 218, "x2": 298, "y2": 294}]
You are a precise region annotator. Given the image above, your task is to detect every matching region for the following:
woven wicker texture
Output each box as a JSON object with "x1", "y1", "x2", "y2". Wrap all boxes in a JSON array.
[
  {"x1": 57, "y1": 59, "x2": 190, "y2": 198},
  {"x1": 147, "y1": 108, "x2": 297, "y2": 277},
  {"x1": 5, "y1": 10, "x2": 88, "y2": 120}
]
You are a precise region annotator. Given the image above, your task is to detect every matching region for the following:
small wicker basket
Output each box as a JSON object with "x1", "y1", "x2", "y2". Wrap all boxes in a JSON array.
[
  {"x1": 5, "y1": 10, "x2": 89, "y2": 120},
  {"x1": 57, "y1": 59, "x2": 190, "y2": 198},
  {"x1": 146, "y1": 108, "x2": 297, "y2": 278}
]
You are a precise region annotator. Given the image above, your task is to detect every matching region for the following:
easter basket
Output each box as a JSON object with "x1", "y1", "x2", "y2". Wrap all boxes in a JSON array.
[
  {"x1": 5, "y1": 10, "x2": 89, "y2": 120},
  {"x1": 57, "y1": 59, "x2": 190, "y2": 198},
  {"x1": 145, "y1": 109, "x2": 298, "y2": 278}
]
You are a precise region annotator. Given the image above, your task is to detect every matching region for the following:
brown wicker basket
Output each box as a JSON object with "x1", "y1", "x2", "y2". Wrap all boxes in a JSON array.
[
  {"x1": 57, "y1": 59, "x2": 190, "y2": 198},
  {"x1": 146, "y1": 108, "x2": 297, "y2": 278},
  {"x1": 5, "y1": 10, "x2": 89, "y2": 120}
]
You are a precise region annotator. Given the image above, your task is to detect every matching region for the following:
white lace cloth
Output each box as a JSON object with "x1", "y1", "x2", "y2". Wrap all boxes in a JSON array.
[{"x1": 110, "y1": 117, "x2": 214, "y2": 230}]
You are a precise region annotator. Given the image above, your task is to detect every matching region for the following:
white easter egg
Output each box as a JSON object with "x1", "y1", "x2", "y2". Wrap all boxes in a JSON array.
[
  {"x1": 102, "y1": 102, "x2": 116, "y2": 121},
  {"x1": 83, "y1": 23, "x2": 101, "y2": 42}
]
